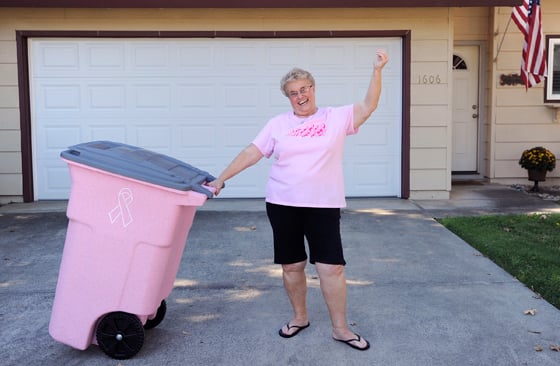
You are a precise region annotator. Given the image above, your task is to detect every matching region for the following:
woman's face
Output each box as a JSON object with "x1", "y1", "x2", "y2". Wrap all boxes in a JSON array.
[{"x1": 285, "y1": 80, "x2": 316, "y2": 117}]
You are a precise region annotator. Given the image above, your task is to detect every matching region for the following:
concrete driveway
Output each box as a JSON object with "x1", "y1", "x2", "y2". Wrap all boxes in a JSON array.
[{"x1": 1, "y1": 182, "x2": 560, "y2": 365}]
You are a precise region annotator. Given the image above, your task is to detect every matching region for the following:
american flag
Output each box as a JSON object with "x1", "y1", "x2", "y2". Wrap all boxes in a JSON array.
[{"x1": 511, "y1": 0, "x2": 547, "y2": 89}]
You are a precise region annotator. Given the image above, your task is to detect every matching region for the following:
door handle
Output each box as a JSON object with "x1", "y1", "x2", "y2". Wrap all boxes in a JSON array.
[{"x1": 472, "y1": 113, "x2": 479, "y2": 118}]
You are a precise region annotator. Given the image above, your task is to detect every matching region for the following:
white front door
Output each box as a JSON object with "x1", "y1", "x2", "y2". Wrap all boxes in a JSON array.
[{"x1": 452, "y1": 45, "x2": 480, "y2": 172}]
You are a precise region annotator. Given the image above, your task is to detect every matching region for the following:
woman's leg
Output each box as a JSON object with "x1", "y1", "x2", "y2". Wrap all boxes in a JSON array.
[
  {"x1": 280, "y1": 259, "x2": 309, "y2": 335},
  {"x1": 315, "y1": 262, "x2": 369, "y2": 349}
]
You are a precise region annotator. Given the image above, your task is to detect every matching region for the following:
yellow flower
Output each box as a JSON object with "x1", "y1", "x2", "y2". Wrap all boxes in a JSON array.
[{"x1": 519, "y1": 146, "x2": 556, "y2": 171}]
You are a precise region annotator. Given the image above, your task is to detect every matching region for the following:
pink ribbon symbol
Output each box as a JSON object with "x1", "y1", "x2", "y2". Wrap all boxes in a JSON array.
[{"x1": 109, "y1": 188, "x2": 133, "y2": 227}]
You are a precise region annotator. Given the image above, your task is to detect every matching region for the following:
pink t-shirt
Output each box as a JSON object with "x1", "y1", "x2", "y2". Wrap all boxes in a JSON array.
[{"x1": 252, "y1": 105, "x2": 357, "y2": 208}]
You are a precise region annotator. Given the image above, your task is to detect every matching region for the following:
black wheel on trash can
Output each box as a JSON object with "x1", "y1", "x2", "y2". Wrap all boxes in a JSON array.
[
  {"x1": 144, "y1": 299, "x2": 167, "y2": 330},
  {"x1": 96, "y1": 311, "x2": 145, "y2": 360}
]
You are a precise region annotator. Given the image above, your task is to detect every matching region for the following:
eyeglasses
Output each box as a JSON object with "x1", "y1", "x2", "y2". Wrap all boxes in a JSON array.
[{"x1": 288, "y1": 85, "x2": 313, "y2": 98}]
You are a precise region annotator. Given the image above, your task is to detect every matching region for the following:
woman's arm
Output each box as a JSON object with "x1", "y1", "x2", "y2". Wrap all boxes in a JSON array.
[
  {"x1": 353, "y1": 49, "x2": 389, "y2": 130},
  {"x1": 207, "y1": 143, "x2": 264, "y2": 196}
]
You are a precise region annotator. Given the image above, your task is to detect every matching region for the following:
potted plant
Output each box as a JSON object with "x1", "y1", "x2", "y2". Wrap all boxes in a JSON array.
[{"x1": 518, "y1": 146, "x2": 556, "y2": 191}]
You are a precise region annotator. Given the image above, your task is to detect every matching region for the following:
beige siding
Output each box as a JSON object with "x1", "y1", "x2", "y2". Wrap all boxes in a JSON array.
[
  {"x1": 0, "y1": 64, "x2": 17, "y2": 85},
  {"x1": 0, "y1": 86, "x2": 18, "y2": 108},
  {"x1": 409, "y1": 21, "x2": 453, "y2": 197},
  {"x1": 411, "y1": 105, "x2": 448, "y2": 126},
  {"x1": 411, "y1": 148, "x2": 447, "y2": 169},
  {"x1": 0, "y1": 41, "x2": 16, "y2": 63},
  {"x1": 0, "y1": 108, "x2": 20, "y2": 130},
  {"x1": 0, "y1": 19, "x2": 20, "y2": 202},
  {"x1": 495, "y1": 125, "x2": 560, "y2": 143},
  {"x1": 453, "y1": 6, "x2": 560, "y2": 185},
  {"x1": 411, "y1": 127, "x2": 448, "y2": 148},
  {"x1": 410, "y1": 169, "x2": 448, "y2": 193},
  {"x1": 453, "y1": 7, "x2": 490, "y2": 42},
  {"x1": 0, "y1": 152, "x2": 21, "y2": 173},
  {"x1": 14, "y1": 6, "x2": 560, "y2": 202},
  {"x1": 491, "y1": 6, "x2": 560, "y2": 184},
  {"x1": 0, "y1": 7, "x2": 458, "y2": 202},
  {"x1": 496, "y1": 106, "x2": 552, "y2": 124}
]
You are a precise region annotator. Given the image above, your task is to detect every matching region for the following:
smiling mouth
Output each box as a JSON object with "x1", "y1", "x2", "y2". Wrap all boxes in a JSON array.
[{"x1": 298, "y1": 99, "x2": 309, "y2": 106}]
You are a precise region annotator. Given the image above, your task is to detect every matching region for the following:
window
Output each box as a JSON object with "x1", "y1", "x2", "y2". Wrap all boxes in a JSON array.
[
  {"x1": 452, "y1": 55, "x2": 467, "y2": 70},
  {"x1": 545, "y1": 35, "x2": 560, "y2": 103}
]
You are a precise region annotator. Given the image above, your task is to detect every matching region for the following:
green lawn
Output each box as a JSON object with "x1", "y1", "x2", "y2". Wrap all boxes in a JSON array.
[{"x1": 438, "y1": 213, "x2": 560, "y2": 309}]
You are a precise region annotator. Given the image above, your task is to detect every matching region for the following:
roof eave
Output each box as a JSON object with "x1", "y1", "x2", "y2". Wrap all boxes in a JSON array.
[{"x1": 0, "y1": 0, "x2": 524, "y2": 9}]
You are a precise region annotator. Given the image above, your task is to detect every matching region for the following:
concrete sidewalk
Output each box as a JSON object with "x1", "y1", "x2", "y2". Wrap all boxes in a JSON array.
[{"x1": 1, "y1": 182, "x2": 560, "y2": 365}]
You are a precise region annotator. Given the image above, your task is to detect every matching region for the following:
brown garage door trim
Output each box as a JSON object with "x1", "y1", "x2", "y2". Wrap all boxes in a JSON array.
[{"x1": 16, "y1": 30, "x2": 411, "y2": 201}]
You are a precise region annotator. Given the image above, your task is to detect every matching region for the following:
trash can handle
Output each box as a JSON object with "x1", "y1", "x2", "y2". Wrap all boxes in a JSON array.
[
  {"x1": 202, "y1": 184, "x2": 216, "y2": 195},
  {"x1": 190, "y1": 174, "x2": 219, "y2": 198}
]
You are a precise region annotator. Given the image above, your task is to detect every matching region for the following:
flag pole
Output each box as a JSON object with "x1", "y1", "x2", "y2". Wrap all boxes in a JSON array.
[{"x1": 494, "y1": 15, "x2": 513, "y2": 63}]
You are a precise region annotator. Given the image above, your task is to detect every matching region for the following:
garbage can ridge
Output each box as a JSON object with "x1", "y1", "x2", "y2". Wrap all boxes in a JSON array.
[{"x1": 61, "y1": 141, "x2": 215, "y2": 197}]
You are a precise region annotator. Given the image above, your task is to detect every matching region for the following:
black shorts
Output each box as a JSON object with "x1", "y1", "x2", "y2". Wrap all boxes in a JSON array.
[{"x1": 265, "y1": 202, "x2": 346, "y2": 265}]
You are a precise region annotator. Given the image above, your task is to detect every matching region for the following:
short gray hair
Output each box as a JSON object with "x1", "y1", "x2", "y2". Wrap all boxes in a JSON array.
[{"x1": 280, "y1": 67, "x2": 315, "y2": 97}]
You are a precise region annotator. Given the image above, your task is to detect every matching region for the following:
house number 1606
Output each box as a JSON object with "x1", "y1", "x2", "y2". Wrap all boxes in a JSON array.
[{"x1": 418, "y1": 74, "x2": 442, "y2": 84}]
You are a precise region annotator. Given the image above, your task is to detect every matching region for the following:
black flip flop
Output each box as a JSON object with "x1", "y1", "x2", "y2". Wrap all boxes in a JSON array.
[
  {"x1": 333, "y1": 334, "x2": 370, "y2": 351},
  {"x1": 278, "y1": 322, "x2": 310, "y2": 338}
]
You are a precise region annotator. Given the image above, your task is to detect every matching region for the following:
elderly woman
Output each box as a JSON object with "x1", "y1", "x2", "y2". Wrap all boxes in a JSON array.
[{"x1": 208, "y1": 49, "x2": 389, "y2": 351}]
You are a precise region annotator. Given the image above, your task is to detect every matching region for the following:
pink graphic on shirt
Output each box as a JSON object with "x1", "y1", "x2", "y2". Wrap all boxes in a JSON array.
[{"x1": 289, "y1": 121, "x2": 327, "y2": 137}]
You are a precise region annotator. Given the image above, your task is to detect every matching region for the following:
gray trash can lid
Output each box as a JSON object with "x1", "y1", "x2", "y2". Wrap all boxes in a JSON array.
[{"x1": 61, "y1": 141, "x2": 216, "y2": 198}]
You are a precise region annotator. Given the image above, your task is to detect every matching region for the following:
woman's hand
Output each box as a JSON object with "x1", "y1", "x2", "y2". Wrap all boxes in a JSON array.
[
  {"x1": 374, "y1": 49, "x2": 389, "y2": 71},
  {"x1": 207, "y1": 178, "x2": 225, "y2": 196}
]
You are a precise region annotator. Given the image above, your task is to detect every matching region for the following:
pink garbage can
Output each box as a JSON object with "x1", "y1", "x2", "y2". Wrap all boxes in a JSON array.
[{"x1": 49, "y1": 141, "x2": 215, "y2": 359}]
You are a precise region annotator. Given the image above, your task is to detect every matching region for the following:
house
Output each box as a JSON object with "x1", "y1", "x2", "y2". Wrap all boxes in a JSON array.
[{"x1": 0, "y1": 0, "x2": 558, "y2": 204}]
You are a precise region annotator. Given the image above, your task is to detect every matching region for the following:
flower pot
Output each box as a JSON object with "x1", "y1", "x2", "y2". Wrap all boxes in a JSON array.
[{"x1": 528, "y1": 169, "x2": 547, "y2": 182}]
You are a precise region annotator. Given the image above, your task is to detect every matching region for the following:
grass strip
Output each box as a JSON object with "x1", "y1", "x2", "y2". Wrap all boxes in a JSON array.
[{"x1": 438, "y1": 213, "x2": 560, "y2": 309}]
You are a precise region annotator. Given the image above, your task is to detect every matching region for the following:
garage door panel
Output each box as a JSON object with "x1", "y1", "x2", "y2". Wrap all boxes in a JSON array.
[
  {"x1": 223, "y1": 45, "x2": 263, "y2": 68},
  {"x1": 135, "y1": 126, "x2": 173, "y2": 151},
  {"x1": 30, "y1": 37, "x2": 402, "y2": 200},
  {"x1": 318, "y1": 75, "x2": 378, "y2": 103},
  {"x1": 268, "y1": 46, "x2": 305, "y2": 65},
  {"x1": 37, "y1": 126, "x2": 81, "y2": 152},
  {"x1": 178, "y1": 84, "x2": 215, "y2": 109},
  {"x1": 264, "y1": 83, "x2": 289, "y2": 111},
  {"x1": 84, "y1": 118, "x2": 132, "y2": 146},
  {"x1": 88, "y1": 84, "x2": 126, "y2": 109},
  {"x1": 42, "y1": 120, "x2": 127, "y2": 150},
  {"x1": 220, "y1": 124, "x2": 261, "y2": 149},
  {"x1": 33, "y1": 123, "x2": 80, "y2": 196},
  {"x1": 351, "y1": 124, "x2": 391, "y2": 148},
  {"x1": 315, "y1": 82, "x2": 353, "y2": 107},
  {"x1": 354, "y1": 44, "x2": 383, "y2": 69},
  {"x1": 350, "y1": 162, "x2": 392, "y2": 186},
  {"x1": 377, "y1": 75, "x2": 403, "y2": 114},
  {"x1": 133, "y1": 84, "x2": 172, "y2": 109},
  {"x1": 343, "y1": 160, "x2": 396, "y2": 196},
  {"x1": 42, "y1": 165, "x2": 71, "y2": 194},
  {"x1": 132, "y1": 43, "x2": 169, "y2": 68},
  {"x1": 35, "y1": 43, "x2": 80, "y2": 71},
  {"x1": 47, "y1": 127, "x2": 80, "y2": 147},
  {"x1": 178, "y1": 125, "x2": 216, "y2": 151},
  {"x1": 37, "y1": 84, "x2": 81, "y2": 111},
  {"x1": 223, "y1": 84, "x2": 261, "y2": 109},
  {"x1": 90, "y1": 126, "x2": 127, "y2": 142},
  {"x1": 178, "y1": 45, "x2": 214, "y2": 68},
  {"x1": 87, "y1": 43, "x2": 125, "y2": 69},
  {"x1": 309, "y1": 45, "x2": 347, "y2": 66},
  {"x1": 223, "y1": 162, "x2": 270, "y2": 197},
  {"x1": 39, "y1": 82, "x2": 128, "y2": 115}
]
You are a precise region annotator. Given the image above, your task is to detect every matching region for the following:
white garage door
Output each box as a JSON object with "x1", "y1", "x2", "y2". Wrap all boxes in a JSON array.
[{"x1": 29, "y1": 37, "x2": 402, "y2": 200}]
